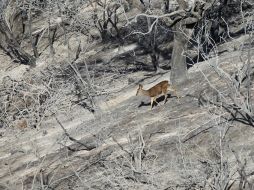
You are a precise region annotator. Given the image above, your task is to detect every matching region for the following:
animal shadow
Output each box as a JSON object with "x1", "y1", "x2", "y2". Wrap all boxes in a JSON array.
[{"x1": 138, "y1": 94, "x2": 175, "y2": 108}]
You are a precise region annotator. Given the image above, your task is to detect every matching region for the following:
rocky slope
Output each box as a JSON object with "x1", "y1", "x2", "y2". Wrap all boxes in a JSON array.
[{"x1": 0, "y1": 33, "x2": 254, "y2": 189}]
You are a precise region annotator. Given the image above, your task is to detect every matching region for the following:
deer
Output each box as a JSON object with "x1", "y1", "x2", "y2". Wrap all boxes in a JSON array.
[{"x1": 136, "y1": 80, "x2": 179, "y2": 110}]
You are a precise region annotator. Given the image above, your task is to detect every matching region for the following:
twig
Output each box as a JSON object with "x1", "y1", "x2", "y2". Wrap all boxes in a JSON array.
[{"x1": 54, "y1": 116, "x2": 93, "y2": 150}]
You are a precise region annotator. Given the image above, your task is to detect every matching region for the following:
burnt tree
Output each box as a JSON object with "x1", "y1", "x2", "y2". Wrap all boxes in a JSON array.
[{"x1": 0, "y1": 0, "x2": 36, "y2": 65}]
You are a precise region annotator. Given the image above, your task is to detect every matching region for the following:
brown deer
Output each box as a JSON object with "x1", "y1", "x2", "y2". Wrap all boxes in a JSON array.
[{"x1": 136, "y1": 80, "x2": 179, "y2": 110}]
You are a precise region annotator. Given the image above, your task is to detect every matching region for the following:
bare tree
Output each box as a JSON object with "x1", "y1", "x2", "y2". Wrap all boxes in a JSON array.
[
  {"x1": 126, "y1": 0, "x2": 209, "y2": 83},
  {"x1": 91, "y1": 0, "x2": 126, "y2": 41},
  {"x1": 0, "y1": 0, "x2": 36, "y2": 65},
  {"x1": 27, "y1": 0, "x2": 39, "y2": 58}
]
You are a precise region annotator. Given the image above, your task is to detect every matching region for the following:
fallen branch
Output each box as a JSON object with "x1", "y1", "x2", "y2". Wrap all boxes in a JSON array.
[{"x1": 54, "y1": 116, "x2": 95, "y2": 151}]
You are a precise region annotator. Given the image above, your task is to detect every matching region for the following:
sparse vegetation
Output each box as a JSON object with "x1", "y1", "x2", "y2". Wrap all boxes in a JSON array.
[{"x1": 0, "y1": 0, "x2": 254, "y2": 189}]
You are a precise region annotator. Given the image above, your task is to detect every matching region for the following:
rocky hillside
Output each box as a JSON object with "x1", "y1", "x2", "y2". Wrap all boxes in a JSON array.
[
  {"x1": 0, "y1": 35, "x2": 254, "y2": 189},
  {"x1": 0, "y1": 0, "x2": 254, "y2": 189}
]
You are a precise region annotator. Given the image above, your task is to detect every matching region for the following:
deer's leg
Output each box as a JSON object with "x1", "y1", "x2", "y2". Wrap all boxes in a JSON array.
[
  {"x1": 171, "y1": 86, "x2": 179, "y2": 98},
  {"x1": 171, "y1": 87, "x2": 180, "y2": 103},
  {"x1": 150, "y1": 97, "x2": 154, "y2": 110},
  {"x1": 163, "y1": 93, "x2": 167, "y2": 104},
  {"x1": 154, "y1": 97, "x2": 159, "y2": 104},
  {"x1": 162, "y1": 88, "x2": 168, "y2": 104}
]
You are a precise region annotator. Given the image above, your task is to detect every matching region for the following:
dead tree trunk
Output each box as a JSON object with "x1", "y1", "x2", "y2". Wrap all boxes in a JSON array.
[
  {"x1": 170, "y1": 22, "x2": 188, "y2": 85},
  {"x1": 0, "y1": 1, "x2": 36, "y2": 66},
  {"x1": 148, "y1": 16, "x2": 159, "y2": 71},
  {"x1": 170, "y1": 0, "x2": 189, "y2": 85},
  {"x1": 47, "y1": 0, "x2": 55, "y2": 57},
  {"x1": 0, "y1": 19, "x2": 36, "y2": 65},
  {"x1": 28, "y1": 0, "x2": 39, "y2": 58}
]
